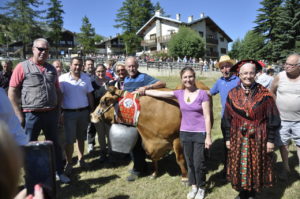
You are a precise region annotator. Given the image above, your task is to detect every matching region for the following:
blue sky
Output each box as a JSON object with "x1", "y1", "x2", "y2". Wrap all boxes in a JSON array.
[
  {"x1": 60, "y1": 0, "x2": 262, "y2": 43},
  {"x1": 1, "y1": 0, "x2": 262, "y2": 43}
]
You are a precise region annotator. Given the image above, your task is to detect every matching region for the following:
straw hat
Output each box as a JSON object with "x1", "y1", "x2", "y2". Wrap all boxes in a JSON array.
[{"x1": 215, "y1": 55, "x2": 236, "y2": 68}]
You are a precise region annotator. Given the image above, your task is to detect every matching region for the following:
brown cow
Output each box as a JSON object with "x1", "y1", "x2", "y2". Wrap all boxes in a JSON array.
[{"x1": 91, "y1": 82, "x2": 213, "y2": 181}]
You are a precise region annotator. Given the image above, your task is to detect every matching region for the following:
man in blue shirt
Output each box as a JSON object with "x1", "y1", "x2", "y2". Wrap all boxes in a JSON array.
[
  {"x1": 124, "y1": 56, "x2": 166, "y2": 181},
  {"x1": 208, "y1": 55, "x2": 239, "y2": 178}
]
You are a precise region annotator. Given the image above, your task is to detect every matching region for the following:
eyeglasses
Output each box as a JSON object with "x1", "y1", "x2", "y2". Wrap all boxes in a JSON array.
[
  {"x1": 239, "y1": 72, "x2": 256, "y2": 76},
  {"x1": 96, "y1": 70, "x2": 106, "y2": 73},
  {"x1": 285, "y1": 62, "x2": 300, "y2": 67},
  {"x1": 35, "y1": 47, "x2": 49, "y2": 52},
  {"x1": 117, "y1": 69, "x2": 126, "y2": 73}
]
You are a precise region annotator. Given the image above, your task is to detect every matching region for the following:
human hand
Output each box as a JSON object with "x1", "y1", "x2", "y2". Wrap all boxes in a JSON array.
[
  {"x1": 15, "y1": 184, "x2": 44, "y2": 199},
  {"x1": 205, "y1": 136, "x2": 212, "y2": 149},
  {"x1": 136, "y1": 87, "x2": 147, "y2": 95},
  {"x1": 226, "y1": 141, "x2": 230, "y2": 149},
  {"x1": 267, "y1": 142, "x2": 274, "y2": 153}
]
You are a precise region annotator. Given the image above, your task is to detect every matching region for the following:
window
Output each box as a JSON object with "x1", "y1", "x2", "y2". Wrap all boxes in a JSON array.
[
  {"x1": 199, "y1": 31, "x2": 204, "y2": 37},
  {"x1": 150, "y1": 34, "x2": 156, "y2": 40},
  {"x1": 221, "y1": 48, "x2": 227, "y2": 54},
  {"x1": 220, "y1": 37, "x2": 224, "y2": 42}
]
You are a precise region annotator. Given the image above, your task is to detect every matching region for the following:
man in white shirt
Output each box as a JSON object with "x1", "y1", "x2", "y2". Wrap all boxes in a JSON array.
[{"x1": 59, "y1": 57, "x2": 94, "y2": 175}]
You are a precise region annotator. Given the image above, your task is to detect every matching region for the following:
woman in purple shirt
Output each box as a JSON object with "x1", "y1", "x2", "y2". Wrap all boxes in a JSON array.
[{"x1": 144, "y1": 67, "x2": 212, "y2": 199}]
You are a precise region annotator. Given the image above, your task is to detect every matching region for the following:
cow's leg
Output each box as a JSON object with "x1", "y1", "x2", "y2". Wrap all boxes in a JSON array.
[
  {"x1": 173, "y1": 137, "x2": 188, "y2": 183},
  {"x1": 150, "y1": 160, "x2": 158, "y2": 179}
]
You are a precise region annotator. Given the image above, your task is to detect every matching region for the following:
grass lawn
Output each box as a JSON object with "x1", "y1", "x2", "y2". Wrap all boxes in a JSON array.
[{"x1": 55, "y1": 74, "x2": 299, "y2": 199}]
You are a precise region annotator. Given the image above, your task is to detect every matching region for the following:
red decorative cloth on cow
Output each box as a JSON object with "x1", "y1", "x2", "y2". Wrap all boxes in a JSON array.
[{"x1": 115, "y1": 91, "x2": 140, "y2": 126}]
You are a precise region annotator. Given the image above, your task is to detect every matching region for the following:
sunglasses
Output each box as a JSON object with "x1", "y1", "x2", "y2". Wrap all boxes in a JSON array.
[{"x1": 35, "y1": 47, "x2": 49, "y2": 52}]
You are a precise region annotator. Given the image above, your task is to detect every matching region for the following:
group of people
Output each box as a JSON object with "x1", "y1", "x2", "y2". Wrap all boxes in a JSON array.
[{"x1": 0, "y1": 37, "x2": 299, "y2": 199}]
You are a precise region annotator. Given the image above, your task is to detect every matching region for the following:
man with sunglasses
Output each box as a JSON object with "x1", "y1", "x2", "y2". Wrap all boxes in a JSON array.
[
  {"x1": 8, "y1": 38, "x2": 70, "y2": 183},
  {"x1": 271, "y1": 53, "x2": 300, "y2": 180}
]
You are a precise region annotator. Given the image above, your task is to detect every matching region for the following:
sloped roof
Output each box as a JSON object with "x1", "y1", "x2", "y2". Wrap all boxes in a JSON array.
[
  {"x1": 136, "y1": 15, "x2": 183, "y2": 35},
  {"x1": 136, "y1": 15, "x2": 232, "y2": 42}
]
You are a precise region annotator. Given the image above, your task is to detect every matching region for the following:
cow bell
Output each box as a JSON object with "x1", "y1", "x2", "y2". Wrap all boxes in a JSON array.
[{"x1": 109, "y1": 124, "x2": 138, "y2": 154}]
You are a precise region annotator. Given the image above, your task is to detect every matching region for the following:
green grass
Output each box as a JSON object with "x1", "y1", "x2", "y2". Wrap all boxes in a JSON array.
[{"x1": 56, "y1": 75, "x2": 299, "y2": 199}]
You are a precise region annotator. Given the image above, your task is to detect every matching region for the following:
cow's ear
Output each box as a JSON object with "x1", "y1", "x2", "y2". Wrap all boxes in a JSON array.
[{"x1": 108, "y1": 86, "x2": 117, "y2": 95}]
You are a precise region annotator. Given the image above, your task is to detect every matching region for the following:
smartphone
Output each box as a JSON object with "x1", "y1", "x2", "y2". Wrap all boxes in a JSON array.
[{"x1": 24, "y1": 141, "x2": 56, "y2": 199}]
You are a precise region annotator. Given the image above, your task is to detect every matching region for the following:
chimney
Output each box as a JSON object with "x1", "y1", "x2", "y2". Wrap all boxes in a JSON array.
[
  {"x1": 176, "y1": 13, "x2": 181, "y2": 21},
  {"x1": 200, "y1": 12, "x2": 205, "y2": 19},
  {"x1": 188, "y1": 15, "x2": 193, "y2": 23},
  {"x1": 155, "y1": 10, "x2": 161, "y2": 16}
]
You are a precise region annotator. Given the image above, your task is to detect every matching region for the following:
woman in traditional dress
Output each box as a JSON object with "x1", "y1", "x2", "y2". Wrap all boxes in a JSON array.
[
  {"x1": 143, "y1": 67, "x2": 212, "y2": 199},
  {"x1": 222, "y1": 60, "x2": 281, "y2": 199}
]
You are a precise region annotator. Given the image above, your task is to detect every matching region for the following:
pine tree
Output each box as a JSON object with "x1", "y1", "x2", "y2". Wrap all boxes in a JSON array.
[
  {"x1": 46, "y1": 0, "x2": 65, "y2": 58},
  {"x1": 273, "y1": 0, "x2": 300, "y2": 60},
  {"x1": 254, "y1": 0, "x2": 283, "y2": 61},
  {"x1": 114, "y1": 0, "x2": 155, "y2": 54},
  {"x1": 1, "y1": 0, "x2": 44, "y2": 58},
  {"x1": 153, "y1": 2, "x2": 170, "y2": 17},
  {"x1": 77, "y1": 16, "x2": 96, "y2": 55}
]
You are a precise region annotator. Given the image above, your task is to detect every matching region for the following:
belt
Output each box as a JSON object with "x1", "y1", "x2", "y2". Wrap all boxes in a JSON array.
[{"x1": 63, "y1": 107, "x2": 89, "y2": 112}]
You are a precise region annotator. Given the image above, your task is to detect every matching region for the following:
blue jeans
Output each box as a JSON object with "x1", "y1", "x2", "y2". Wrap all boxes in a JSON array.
[{"x1": 24, "y1": 109, "x2": 64, "y2": 174}]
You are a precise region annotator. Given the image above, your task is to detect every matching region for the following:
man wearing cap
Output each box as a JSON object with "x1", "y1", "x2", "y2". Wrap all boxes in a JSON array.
[
  {"x1": 271, "y1": 53, "x2": 300, "y2": 179},
  {"x1": 208, "y1": 55, "x2": 240, "y2": 177}
]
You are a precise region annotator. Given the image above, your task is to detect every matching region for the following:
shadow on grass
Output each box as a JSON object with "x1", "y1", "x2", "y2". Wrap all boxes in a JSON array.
[
  {"x1": 108, "y1": 195, "x2": 130, "y2": 199},
  {"x1": 153, "y1": 138, "x2": 227, "y2": 179},
  {"x1": 58, "y1": 174, "x2": 120, "y2": 198},
  {"x1": 84, "y1": 147, "x2": 131, "y2": 171},
  {"x1": 257, "y1": 151, "x2": 300, "y2": 199}
]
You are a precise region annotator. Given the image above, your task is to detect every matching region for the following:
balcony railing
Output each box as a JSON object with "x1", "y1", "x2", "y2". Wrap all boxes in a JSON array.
[
  {"x1": 157, "y1": 35, "x2": 172, "y2": 43},
  {"x1": 206, "y1": 51, "x2": 219, "y2": 58},
  {"x1": 141, "y1": 39, "x2": 157, "y2": 46},
  {"x1": 206, "y1": 38, "x2": 218, "y2": 44}
]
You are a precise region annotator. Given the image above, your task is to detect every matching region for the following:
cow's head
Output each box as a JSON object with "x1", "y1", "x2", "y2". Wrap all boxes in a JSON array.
[{"x1": 91, "y1": 86, "x2": 124, "y2": 124}]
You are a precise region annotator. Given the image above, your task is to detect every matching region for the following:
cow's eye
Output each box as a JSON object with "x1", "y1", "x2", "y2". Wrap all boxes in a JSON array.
[{"x1": 100, "y1": 100, "x2": 107, "y2": 107}]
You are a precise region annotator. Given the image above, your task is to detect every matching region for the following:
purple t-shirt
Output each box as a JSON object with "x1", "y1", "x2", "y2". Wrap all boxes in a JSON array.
[{"x1": 174, "y1": 89, "x2": 209, "y2": 132}]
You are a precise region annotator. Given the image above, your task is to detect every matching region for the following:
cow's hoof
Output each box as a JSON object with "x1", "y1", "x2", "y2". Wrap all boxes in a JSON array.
[
  {"x1": 150, "y1": 173, "x2": 157, "y2": 180},
  {"x1": 181, "y1": 177, "x2": 189, "y2": 186}
]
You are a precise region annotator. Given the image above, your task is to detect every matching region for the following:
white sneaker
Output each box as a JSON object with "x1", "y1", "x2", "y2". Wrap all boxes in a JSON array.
[
  {"x1": 88, "y1": 144, "x2": 94, "y2": 153},
  {"x1": 187, "y1": 187, "x2": 198, "y2": 199},
  {"x1": 195, "y1": 188, "x2": 205, "y2": 199},
  {"x1": 57, "y1": 173, "x2": 70, "y2": 183}
]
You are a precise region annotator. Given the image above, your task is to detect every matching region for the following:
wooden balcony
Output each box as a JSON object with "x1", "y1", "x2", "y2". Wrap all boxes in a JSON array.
[
  {"x1": 141, "y1": 38, "x2": 157, "y2": 47},
  {"x1": 157, "y1": 35, "x2": 172, "y2": 43}
]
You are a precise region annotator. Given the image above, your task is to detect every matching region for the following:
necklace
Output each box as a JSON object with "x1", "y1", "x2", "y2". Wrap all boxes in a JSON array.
[{"x1": 187, "y1": 96, "x2": 191, "y2": 102}]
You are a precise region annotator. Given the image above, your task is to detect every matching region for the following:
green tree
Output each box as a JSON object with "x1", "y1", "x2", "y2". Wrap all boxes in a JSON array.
[
  {"x1": 238, "y1": 30, "x2": 266, "y2": 60},
  {"x1": 153, "y1": 2, "x2": 170, "y2": 17},
  {"x1": 114, "y1": 0, "x2": 155, "y2": 54},
  {"x1": 94, "y1": 34, "x2": 104, "y2": 44},
  {"x1": 272, "y1": 0, "x2": 300, "y2": 60},
  {"x1": 46, "y1": 0, "x2": 64, "y2": 58},
  {"x1": 1, "y1": 0, "x2": 44, "y2": 58},
  {"x1": 77, "y1": 16, "x2": 96, "y2": 55},
  {"x1": 167, "y1": 26, "x2": 205, "y2": 59},
  {"x1": 229, "y1": 39, "x2": 242, "y2": 60}
]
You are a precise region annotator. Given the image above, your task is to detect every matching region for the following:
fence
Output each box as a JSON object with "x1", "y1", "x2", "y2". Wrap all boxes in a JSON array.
[{"x1": 138, "y1": 61, "x2": 220, "y2": 77}]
